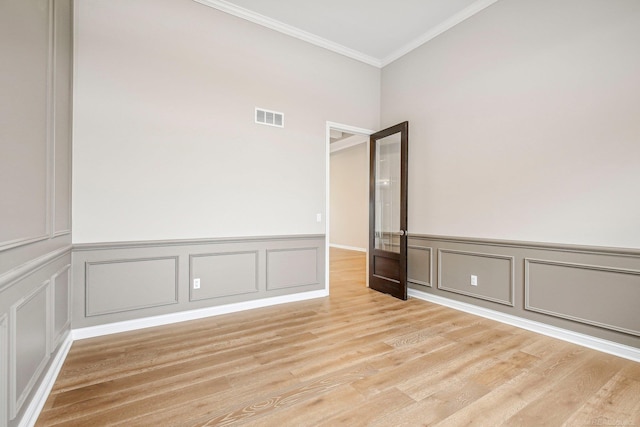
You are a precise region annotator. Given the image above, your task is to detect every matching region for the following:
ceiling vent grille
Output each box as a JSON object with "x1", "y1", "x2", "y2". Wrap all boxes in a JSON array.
[{"x1": 255, "y1": 107, "x2": 284, "y2": 128}]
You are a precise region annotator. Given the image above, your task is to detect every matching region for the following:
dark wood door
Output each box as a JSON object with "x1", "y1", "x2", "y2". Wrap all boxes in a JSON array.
[{"x1": 369, "y1": 122, "x2": 408, "y2": 300}]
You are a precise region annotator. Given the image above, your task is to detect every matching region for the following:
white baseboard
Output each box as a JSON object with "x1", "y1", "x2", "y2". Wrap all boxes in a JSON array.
[
  {"x1": 19, "y1": 332, "x2": 73, "y2": 427},
  {"x1": 408, "y1": 288, "x2": 640, "y2": 363},
  {"x1": 73, "y1": 289, "x2": 328, "y2": 340},
  {"x1": 329, "y1": 244, "x2": 366, "y2": 253}
]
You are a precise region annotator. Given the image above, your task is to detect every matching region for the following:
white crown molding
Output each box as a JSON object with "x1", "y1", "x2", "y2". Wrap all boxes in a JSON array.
[
  {"x1": 193, "y1": 0, "x2": 500, "y2": 69},
  {"x1": 382, "y1": 0, "x2": 500, "y2": 66},
  {"x1": 408, "y1": 288, "x2": 640, "y2": 363},
  {"x1": 192, "y1": 0, "x2": 382, "y2": 67}
]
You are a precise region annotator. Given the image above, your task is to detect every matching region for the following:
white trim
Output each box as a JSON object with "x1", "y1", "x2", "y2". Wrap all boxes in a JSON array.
[
  {"x1": 408, "y1": 288, "x2": 640, "y2": 363},
  {"x1": 381, "y1": 0, "x2": 500, "y2": 66},
  {"x1": 329, "y1": 244, "x2": 366, "y2": 253},
  {"x1": 73, "y1": 289, "x2": 328, "y2": 340},
  {"x1": 330, "y1": 134, "x2": 368, "y2": 153},
  {"x1": 193, "y1": 0, "x2": 499, "y2": 68},
  {"x1": 192, "y1": 0, "x2": 381, "y2": 67},
  {"x1": 18, "y1": 333, "x2": 72, "y2": 427},
  {"x1": 325, "y1": 122, "x2": 375, "y2": 138},
  {"x1": 10, "y1": 282, "x2": 51, "y2": 419}
]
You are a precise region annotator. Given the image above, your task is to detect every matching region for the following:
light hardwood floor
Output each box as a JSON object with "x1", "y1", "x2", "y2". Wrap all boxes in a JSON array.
[{"x1": 37, "y1": 248, "x2": 640, "y2": 426}]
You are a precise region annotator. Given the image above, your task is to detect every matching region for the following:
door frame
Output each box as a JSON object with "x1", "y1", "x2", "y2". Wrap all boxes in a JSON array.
[{"x1": 325, "y1": 121, "x2": 374, "y2": 294}]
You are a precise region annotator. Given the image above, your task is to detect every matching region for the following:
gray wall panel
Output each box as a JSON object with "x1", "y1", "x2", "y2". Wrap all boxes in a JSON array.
[
  {"x1": 190, "y1": 251, "x2": 258, "y2": 301},
  {"x1": 408, "y1": 235, "x2": 640, "y2": 349},
  {"x1": 266, "y1": 248, "x2": 319, "y2": 290},
  {"x1": 0, "y1": 0, "x2": 73, "y2": 425},
  {"x1": 0, "y1": 250, "x2": 71, "y2": 427},
  {"x1": 86, "y1": 257, "x2": 179, "y2": 317},
  {"x1": 52, "y1": 265, "x2": 71, "y2": 346},
  {"x1": 72, "y1": 236, "x2": 325, "y2": 328},
  {"x1": 438, "y1": 249, "x2": 514, "y2": 306},
  {"x1": 408, "y1": 245, "x2": 432, "y2": 287},
  {"x1": 525, "y1": 259, "x2": 640, "y2": 336},
  {"x1": 11, "y1": 282, "x2": 49, "y2": 419}
]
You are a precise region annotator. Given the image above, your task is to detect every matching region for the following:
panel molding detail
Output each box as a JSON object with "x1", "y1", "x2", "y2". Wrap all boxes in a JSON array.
[
  {"x1": 409, "y1": 234, "x2": 640, "y2": 350},
  {"x1": 0, "y1": 235, "x2": 51, "y2": 254},
  {"x1": 437, "y1": 248, "x2": 515, "y2": 306},
  {"x1": 51, "y1": 264, "x2": 71, "y2": 348},
  {"x1": 189, "y1": 251, "x2": 259, "y2": 301},
  {"x1": 408, "y1": 245, "x2": 432, "y2": 287},
  {"x1": 85, "y1": 257, "x2": 179, "y2": 317},
  {"x1": 73, "y1": 235, "x2": 325, "y2": 329},
  {"x1": 0, "y1": 246, "x2": 71, "y2": 294},
  {"x1": 9, "y1": 280, "x2": 51, "y2": 420},
  {"x1": 525, "y1": 258, "x2": 640, "y2": 337},
  {"x1": 266, "y1": 247, "x2": 319, "y2": 290}
]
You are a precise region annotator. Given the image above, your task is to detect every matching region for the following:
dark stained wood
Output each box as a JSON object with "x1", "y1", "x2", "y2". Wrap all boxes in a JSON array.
[
  {"x1": 369, "y1": 121, "x2": 409, "y2": 300},
  {"x1": 36, "y1": 248, "x2": 640, "y2": 426},
  {"x1": 373, "y1": 255, "x2": 400, "y2": 280}
]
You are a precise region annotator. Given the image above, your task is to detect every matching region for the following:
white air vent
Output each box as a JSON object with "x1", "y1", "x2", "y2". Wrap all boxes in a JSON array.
[{"x1": 255, "y1": 107, "x2": 284, "y2": 128}]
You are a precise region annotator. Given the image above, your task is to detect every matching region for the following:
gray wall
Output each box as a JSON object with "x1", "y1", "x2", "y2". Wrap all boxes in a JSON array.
[
  {"x1": 72, "y1": 235, "x2": 325, "y2": 329},
  {"x1": 0, "y1": 1, "x2": 73, "y2": 426},
  {"x1": 383, "y1": 0, "x2": 640, "y2": 350},
  {"x1": 67, "y1": 0, "x2": 373, "y2": 351}
]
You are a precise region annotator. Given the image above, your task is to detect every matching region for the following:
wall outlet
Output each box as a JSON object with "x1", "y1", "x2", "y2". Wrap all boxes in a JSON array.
[
  {"x1": 316, "y1": 213, "x2": 322, "y2": 222},
  {"x1": 193, "y1": 278, "x2": 201, "y2": 289},
  {"x1": 470, "y1": 275, "x2": 478, "y2": 286}
]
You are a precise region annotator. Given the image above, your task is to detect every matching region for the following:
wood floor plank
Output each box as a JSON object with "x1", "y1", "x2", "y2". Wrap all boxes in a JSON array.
[
  {"x1": 563, "y1": 373, "x2": 640, "y2": 427},
  {"x1": 35, "y1": 247, "x2": 640, "y2": 426},
  {"x1": 502, "y1": 354, "x2": 626, "y2": 426}
]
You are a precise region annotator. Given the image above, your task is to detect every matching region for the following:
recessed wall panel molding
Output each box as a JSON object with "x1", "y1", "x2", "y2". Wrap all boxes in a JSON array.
[
  {"x1": 266, "y1": 248, "x2": 319, "y2": 290},
  {"x1": 51, "y1": 264, "x2": 71, "y2": 348},
  {"x1": 190, "y1": 251, "x2": 259, "y2": 301},
  {"x1": 72, "y1": 235, "x2": 326, "y2": 329},
  {"x1": 0, "y1": 314, "x2": 7, "y2": 427},
  {"x1": 408, "y1": 245, "x2": 432, "y2": 287},
  {"x1": 408, "y1": 234, "x2": 640, "y2": 348},
  {"x1": 438, "y1": 249, "x2": 515, "y2": 306},
  {"x1": 10, "y1": 281, "x2": 50, "y2": 419},
  {"x1": 0, "y1": 0, "x2": 51, "y2": 252},
  {"x1": 52, "y1": 0, "x2": 73, "y2": 237},
  {"x1": 525, "y1": 258, "x2": 640, "y2": 336},
  {"x1": 86, "y1": 257, "x2": 179, "y2": 317}
]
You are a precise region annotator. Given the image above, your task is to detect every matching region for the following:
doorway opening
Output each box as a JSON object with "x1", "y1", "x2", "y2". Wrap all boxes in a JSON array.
[{"x1": 325, "y1": 122, "x2": 373, "y2": 294}]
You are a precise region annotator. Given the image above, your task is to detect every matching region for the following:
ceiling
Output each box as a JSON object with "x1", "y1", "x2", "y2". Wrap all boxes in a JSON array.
[{"x1": 193, "y1": 0, "x2": 499, "y2": 67}]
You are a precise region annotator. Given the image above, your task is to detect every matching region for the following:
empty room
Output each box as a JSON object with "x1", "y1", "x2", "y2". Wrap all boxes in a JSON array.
[{"x1": 1, "y1": 0, "x2": 639, "y2": 425}]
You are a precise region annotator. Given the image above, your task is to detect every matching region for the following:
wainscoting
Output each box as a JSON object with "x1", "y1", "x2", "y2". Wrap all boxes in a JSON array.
[
  {"x1": 407, "y1": 235, "x2": 640, "y2": 350},
  {"x1": 0, "y1": 247, "x2": 72, "y2": 427},
  {"x1": 72, "y1": 235, "x2": 326, "y2": 329},
  {"x1": 0, "y1": 1, "x2": 74, "y2": 424}
]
